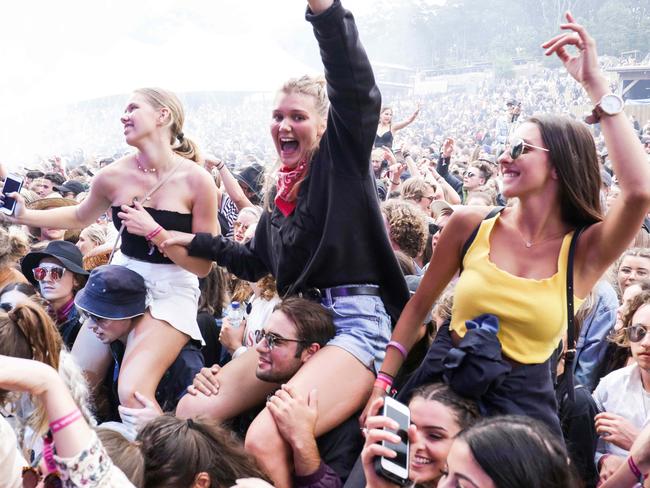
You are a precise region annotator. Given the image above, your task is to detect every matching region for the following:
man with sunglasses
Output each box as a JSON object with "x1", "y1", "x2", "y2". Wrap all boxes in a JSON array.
[
  {"x1": 20, "y1": 240, "x2": 89, "y2": 350},
  {"x1": 184, "y1": 298, "x2": 362, "y2": 484}
]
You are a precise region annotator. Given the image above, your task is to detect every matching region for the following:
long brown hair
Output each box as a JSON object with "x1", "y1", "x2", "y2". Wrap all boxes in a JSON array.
[
  {"x1": 528, "y1": 115, "x2": 603, "y2": 228},
  {"x1": 137, "y1": 415, "x2": 269, "y2": 488}
]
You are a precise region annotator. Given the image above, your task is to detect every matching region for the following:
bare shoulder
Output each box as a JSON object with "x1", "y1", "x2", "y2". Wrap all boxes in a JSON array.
[
  {"x1": 449, "y1": 205, "x2": 499, "y2": 234},
  {"x1": 185, "y1": 161, "x2": 216, "y2": 190}
]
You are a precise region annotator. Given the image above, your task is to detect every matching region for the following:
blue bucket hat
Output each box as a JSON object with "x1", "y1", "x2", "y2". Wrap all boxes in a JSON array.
[{"x1": 74, "y1": 265, "x2": 147, "y2": 319}]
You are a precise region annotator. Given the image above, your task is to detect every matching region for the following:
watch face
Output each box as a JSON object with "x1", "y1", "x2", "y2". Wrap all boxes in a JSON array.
[{"x1": 601, "y1": 94, "x2": 624, "y2": 115}]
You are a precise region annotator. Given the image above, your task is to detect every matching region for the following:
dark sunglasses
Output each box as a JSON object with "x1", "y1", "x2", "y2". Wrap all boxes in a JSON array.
[
  {"x1": 32, "y1": 266, "x2": 66, "y2": 282},
  {"x1": 22, "y1": 466, "x2": 62, "y2": 488},
  {"x1": 0, "y1": 302, "x2": 12, "y2": 312},
  {"x1": 254, "y1": 329, "x2": 305, "y2": 350},
  {"x1": 627, "y1": 324, "x2": 649, "y2": 343},
  {"x1": 463, "y1": 171, "x2": 477, "y2": 178},
  {"x1": 78, "y1": 310, "x2": 111, "y2": 325},
  {"x1": 505, "y1": 138, "x2": 549, "y2": 160}
]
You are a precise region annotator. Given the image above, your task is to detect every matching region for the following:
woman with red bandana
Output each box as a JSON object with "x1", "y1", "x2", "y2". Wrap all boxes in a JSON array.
[{"x1": 164, "y1": 0, "x2": 409, "y2": 485}]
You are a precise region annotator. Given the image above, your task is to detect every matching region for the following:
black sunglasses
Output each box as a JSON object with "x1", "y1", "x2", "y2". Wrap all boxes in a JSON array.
[
  {"x1": 0, "y1": 302, "x2": 12, "y2": 312},
  {"x1": 504, "y1": 138, "x2": 549, "y2": 160},
  {"x1": 254, "y1": 330, "x2": 305, "y2": 350}
]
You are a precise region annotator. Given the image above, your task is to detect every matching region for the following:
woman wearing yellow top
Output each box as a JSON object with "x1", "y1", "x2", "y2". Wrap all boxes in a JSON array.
[{"x1": 365, "y1": 14, "x2": 650, "y2": 435}]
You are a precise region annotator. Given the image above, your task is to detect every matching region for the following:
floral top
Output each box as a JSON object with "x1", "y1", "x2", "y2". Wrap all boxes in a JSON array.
[{"x1": 54, "y1": 431, "x2": 135, "y2": 488}]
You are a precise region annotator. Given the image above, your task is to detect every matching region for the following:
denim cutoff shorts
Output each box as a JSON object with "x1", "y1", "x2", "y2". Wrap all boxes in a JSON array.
[{"x1": 320, "y1": 285, "x2": 392, "y2": 375}]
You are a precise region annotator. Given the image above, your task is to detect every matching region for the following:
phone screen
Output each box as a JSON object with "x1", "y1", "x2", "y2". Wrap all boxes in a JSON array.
[
  {"x1": 384, "y1": 404, "x2": 409, "y2": 469},
  {"x1": 1, "y1": 177, "x2": 22, "y2": 212}
]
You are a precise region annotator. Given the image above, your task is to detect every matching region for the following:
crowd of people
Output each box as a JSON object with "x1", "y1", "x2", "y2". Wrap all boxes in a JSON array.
[{"x1": 1, "y1": 1, "x2": 650, "y2": 487}]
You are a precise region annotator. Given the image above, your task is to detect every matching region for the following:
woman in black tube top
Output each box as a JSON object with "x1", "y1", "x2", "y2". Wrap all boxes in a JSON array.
[
  {"x1": 374, "y1": 104, "x2": 420, "y2": 148},
  {"x1": 2, "y1": 87, "x2": 220, "y2": 413}
]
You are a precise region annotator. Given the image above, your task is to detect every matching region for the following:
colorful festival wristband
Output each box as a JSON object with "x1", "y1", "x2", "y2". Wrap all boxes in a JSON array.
[{"x1": 49, "y1": 409, "x2": 82, "y2": 434}]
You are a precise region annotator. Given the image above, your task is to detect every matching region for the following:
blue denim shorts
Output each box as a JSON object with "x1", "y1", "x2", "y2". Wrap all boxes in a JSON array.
[{"x1": 320, "y1": 285, "x2": 392, "y2": 375}]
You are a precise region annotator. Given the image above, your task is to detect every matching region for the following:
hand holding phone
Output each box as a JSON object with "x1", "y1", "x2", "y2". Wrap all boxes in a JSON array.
[
  {"x1": 0, "y1": 174, "x2": 24, "y2": 216},
  {"x1": 361, "y1": 397, "x2": 411, "y2": 487}
]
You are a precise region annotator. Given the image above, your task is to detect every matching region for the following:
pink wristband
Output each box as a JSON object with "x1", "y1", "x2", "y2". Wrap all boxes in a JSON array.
[
  {"x1": 49, "y1": 409, "x2": 82, "y2": 434},
  {"x1": 628, "y1": 455, "x2": 646, "y2": 484},
  {"x1": 387, "y1": 340, "x2": 408, "y2": 359},
  {"x1": 377, "y1": 373, "x2": 394, "y2": 386},
  {"x1": 146, "y1": 225, "x2": 163, "y2": 241}
]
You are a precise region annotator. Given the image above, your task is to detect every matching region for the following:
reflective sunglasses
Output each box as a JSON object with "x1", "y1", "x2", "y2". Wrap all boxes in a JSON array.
[
  {"x1": 627, "y1": 324, "x2": 650, "y2": 343},
  {"x1": 505, "y1": 138, "x2": 550, "y2": 160},
  {"x1": 463, "y1": 171, "x2": 477, "y2": 178},
  {"x1": 254, "y1": 329, "x2": 305, "y2": 350},
  {"x1": 32, "y1": 266, "x2": 66, "y2": 282}
]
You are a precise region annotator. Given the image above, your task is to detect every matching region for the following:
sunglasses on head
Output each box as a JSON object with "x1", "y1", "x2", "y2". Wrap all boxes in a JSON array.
[
  {"x1": 32, "y1": 266, "x2": 66, "y2": 282},
  {"x1": 254, "y1": 329, "x2": 305, "y2": 350},
  {"x1": 627, "y1": 324, "x2": 649, "y2": 343},
  {"x1": 504, "y1": 138, "x2": 549, "y2": 160}
]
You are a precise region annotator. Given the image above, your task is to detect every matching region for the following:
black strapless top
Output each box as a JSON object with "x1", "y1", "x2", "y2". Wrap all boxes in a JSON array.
[
  {"x1": 374, "y1": 130, "x2": 393, "y2": 148},
  {"x1": 112, "y1": 206, "x2": 193, "y2": 264}
]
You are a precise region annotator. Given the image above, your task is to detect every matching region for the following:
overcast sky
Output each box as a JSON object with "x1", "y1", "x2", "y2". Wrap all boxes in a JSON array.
[{"x1": 0, "y1": 0, "x2": 442, "y2": 164}]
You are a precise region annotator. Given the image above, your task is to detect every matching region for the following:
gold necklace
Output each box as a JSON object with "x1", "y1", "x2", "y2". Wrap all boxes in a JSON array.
[{"x1": 135, "y1": 153, "x2": 157, "y2": 173}]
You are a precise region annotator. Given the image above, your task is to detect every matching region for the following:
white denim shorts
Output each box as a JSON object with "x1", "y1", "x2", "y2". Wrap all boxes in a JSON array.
[{"x1": 111, "y1": 251, "x2": 204, "y2": 344}]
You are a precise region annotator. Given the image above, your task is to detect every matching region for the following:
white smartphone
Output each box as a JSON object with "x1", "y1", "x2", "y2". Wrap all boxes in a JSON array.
[
  {"x1": 1, "y1": 174, "x2": 24, "y2": 215},
  {"x1": 374, "y1": 396, "x2": 410, "y2": 485}
]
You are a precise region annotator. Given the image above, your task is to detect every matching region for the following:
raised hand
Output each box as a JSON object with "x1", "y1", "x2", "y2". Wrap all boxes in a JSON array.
[{"x1": 541, "y1": 12, "x2": 603, "y2": 90}]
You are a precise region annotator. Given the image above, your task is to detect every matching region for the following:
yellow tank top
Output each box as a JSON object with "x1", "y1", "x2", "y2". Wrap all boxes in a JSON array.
[{"x1": 450, "y1": 214, "x2": 584, "y2": 364}]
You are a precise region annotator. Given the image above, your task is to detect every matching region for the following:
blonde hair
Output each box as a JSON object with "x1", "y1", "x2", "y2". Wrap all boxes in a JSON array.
[
  {"x1": 264, "y1": 75, "x2": 329, "y2": 210},
  {"x1": 400, "y1": 177, "x2": 435, "y2": 203},
  {"x1": 80, "y1": 223, "x2": 109, "y2": 248},
  {"x1": 0, "y1": 226, "x2": 30, "y2": 268},
  {"x1": 133, "y1": 88, "x2": 200, "y2": 162}
]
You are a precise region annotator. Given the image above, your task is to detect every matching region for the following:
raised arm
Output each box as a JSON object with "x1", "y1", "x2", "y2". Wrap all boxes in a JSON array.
[
  {"x1": 391, "y1": 104, "x2": 421, "y2": 133},
  {"x1": 307, "y1": 0, "x2": 381, "y2": 175},
  {"x1": 208, "y1": 157, "x2": 254, "y2": 211},
  {"x1": 542, "y1": 14, "x2": 650, "y2": 294}
]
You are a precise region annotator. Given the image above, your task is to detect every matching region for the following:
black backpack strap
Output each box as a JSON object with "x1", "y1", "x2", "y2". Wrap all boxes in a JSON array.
[
  {"x1": 459, "y1": 206, "x2": 505, "y2": 273},
  {"x1": 564, "y1": 226, "x2": 586, "y2": 402}
]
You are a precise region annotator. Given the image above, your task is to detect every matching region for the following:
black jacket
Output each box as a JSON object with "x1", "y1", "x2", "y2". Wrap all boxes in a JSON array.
[{"x1": 189, "y1": 0, "x2": 408, "y2": 324}]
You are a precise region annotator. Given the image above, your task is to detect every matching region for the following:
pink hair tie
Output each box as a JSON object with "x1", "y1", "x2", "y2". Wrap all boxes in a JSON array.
[
  {"x1": 387, "y1": 340, "x2": 408, "y2": 359},
  {"x1": 49, "y1": 409, "x2": 82, "y2": 434}
]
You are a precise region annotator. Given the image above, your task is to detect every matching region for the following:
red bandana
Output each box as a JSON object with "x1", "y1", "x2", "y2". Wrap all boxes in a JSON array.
[{"x1": 274, "y1": 161, "x2": 308, "y2": 217}]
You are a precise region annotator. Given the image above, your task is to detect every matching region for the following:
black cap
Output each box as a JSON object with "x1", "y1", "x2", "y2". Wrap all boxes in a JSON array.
[
  {"x1": 55, "y1": 180, "x2": 86, "y2": 196},
  {"x1": 21, "y1": 241, "x2": 88, "y2": 286},
  {"x1": 234, "y1": 163, "x2": 265, "y2": 199}
]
